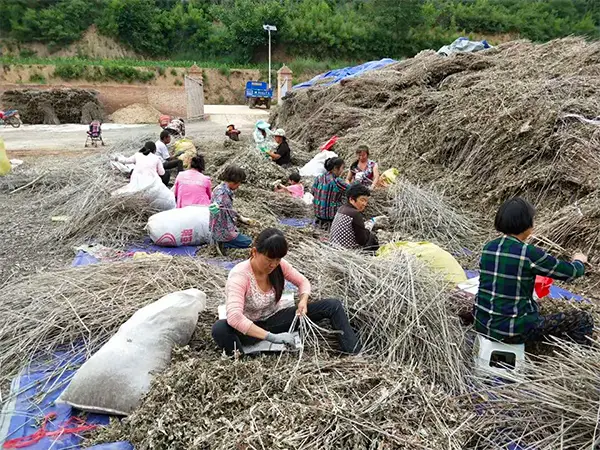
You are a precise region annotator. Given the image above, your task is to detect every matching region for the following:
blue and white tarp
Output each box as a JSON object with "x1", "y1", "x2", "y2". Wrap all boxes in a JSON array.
[{"x1": 293, "y1": 58, "x2": 397, "y2": 89}]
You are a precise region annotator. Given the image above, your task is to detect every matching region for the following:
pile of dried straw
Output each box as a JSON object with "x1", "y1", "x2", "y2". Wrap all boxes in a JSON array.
[{"x1": 273, "y1": 38, "x2": 600, "y2": 219}]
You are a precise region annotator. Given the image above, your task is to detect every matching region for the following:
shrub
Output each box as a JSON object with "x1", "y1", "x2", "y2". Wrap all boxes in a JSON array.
[
  {"x1": 53, "y1": 64, "x2": 86, "y2": 80},
  {"x1": 29, "y1": 72, "x2": 46, "y2": 83},
  {"x1": 174, "y1": 79, "x2": 183, "y2": 86},
  {"x1": 170, "y1": 68, "x2": 178, "y2": 76}
]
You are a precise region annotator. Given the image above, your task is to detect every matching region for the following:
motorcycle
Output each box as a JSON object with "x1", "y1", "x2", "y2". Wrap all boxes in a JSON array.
[{"x1": 0, "y1": 110, "x2": 22, "y2": 128}]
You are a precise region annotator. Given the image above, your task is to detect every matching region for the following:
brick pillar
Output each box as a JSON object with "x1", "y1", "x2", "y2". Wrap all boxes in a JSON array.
[{"x1": 277, "y1": 65, "x2": 293, "y2": 103}]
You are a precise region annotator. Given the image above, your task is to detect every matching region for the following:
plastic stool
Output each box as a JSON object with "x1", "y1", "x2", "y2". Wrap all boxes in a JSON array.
[{"x1": 473, "y1": 334, "x2": 525, "y2": 379}]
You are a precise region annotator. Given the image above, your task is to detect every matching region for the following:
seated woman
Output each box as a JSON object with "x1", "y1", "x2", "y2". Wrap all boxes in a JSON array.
[
  {"x1": 173, "y1": 155, "x2": 212, "y2": 208},
  {"x1": 312, "y1": 157, "x2": 349, "y2": 230},
  {"x1": 330, "y1": 184, "x2": 379, "y2": 252},
  {"x1": 210, "y1": 165, "x2": 256, "y2": 253},
  {"x1": 116, "y1": 141, "x2": 164, "y2": 185},
  {"x1": 474, "y1": 197, "x2": 592, "y2": 345},
  {"x1": 347, "y1": 145, "x2": 380, "y2": 188},
  {"x1": 212, "y1": 228, "x2": 362, "y2": 355},
  {"x1": 268, "y1": 129, "x2": 291, "y2": 167}
]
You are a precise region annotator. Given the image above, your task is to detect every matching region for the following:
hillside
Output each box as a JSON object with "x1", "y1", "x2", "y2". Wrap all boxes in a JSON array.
[{"x1": 1, "y1": 0, "x2": 599, "y2": 64}]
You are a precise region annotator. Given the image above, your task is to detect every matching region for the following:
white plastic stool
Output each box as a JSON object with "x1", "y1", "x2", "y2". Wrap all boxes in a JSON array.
[{"x1": 473, "y1": 334, "x2": 525, "y2": 379}]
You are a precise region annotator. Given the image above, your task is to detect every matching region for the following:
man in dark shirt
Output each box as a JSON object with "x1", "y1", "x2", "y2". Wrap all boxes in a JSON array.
[{"x1": 269, "y1": 129, "x2": 291, "y2": 167}]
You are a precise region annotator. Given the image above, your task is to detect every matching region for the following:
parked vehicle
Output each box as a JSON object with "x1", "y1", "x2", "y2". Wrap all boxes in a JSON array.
[
  {"x1": 245, "y1": 81, "x2": 273, "y2": 109},
  {"x1": 0, "y1": 109, "x2": 22, "y2": 128}
]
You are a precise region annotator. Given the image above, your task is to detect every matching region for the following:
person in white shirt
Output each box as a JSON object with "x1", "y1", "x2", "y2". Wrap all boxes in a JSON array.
[
  {"x1": 116, "y1": 142, "x2": 165, "y2": 186},
  {"x1": 155, "y1": 130, "x2": 183, "y2": 185}
]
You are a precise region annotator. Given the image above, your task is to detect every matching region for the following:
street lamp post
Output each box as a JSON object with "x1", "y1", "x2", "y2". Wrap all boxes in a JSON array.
[{"x1": 263, "y1": 24, "x2": 277, "y2": 89}]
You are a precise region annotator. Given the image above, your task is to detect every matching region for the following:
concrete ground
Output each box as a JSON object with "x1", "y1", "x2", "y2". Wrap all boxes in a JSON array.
[{"x1": 1, "y1": 105, "x2": 270, "y2": 153}]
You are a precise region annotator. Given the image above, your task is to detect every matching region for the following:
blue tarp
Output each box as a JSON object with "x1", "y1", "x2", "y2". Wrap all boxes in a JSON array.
[
  {"x1": 0, "y1": 351, "x2": 133, "y2": 450},
  {"x1": 293, "y1": 59, "x2": 397, "y2": 90}
]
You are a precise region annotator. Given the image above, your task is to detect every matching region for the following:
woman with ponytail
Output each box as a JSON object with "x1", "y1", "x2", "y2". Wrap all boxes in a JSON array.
[
  {"x1": 115, "y1": 141, "x2": 165, "y2": 186},
  {"x1": 212, "y1": 228, "x2": 361, "y2": 355},
  {"x1": 311, "y1": 157, "x2": 348, "y2": 229}
]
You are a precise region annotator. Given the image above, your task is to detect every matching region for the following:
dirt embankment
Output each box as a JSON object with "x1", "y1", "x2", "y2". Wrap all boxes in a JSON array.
[{"x1": 0, "y1": 65, "x2": 261, "y2": 113}]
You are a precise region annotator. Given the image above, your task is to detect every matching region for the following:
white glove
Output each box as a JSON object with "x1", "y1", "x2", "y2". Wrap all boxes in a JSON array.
[
  {"x1": 265, "y1": 332, "x2": 296, "y2": 346},
  {"x1": 365, "y1": 218, "x2": 376, "y2": 231}
]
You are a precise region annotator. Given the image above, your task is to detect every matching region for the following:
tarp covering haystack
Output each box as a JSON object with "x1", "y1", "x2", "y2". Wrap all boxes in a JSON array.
[{"x1": 273, "y1": 37, "x2": 600, "y2": 254}]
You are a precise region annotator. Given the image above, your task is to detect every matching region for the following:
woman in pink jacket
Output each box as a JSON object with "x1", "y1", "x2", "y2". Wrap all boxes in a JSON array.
[
  {"x1": 212, "y1": 228, "x2": 361, "y2": 355},
  {"x1": 173, "y1": 155, "x2": 212, "y2": 207}
]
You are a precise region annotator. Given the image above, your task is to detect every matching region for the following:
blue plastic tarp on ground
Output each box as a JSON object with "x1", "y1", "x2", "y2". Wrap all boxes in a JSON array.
[
  {"x1": 0, "y1": 351, "x2": 130, "y2": 450},
  {"x1": 293, "y1": 59, "x2": 397, "y2": 89},
  {"x1": 278, "y1": 217, "x2": 314, "y2": 228}
]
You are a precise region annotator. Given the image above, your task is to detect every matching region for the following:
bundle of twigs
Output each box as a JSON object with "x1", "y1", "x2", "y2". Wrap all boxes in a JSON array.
[
  {"x1": 466, "y1": 337, "x2": 600, "y2": 449},
  {"x1": 286, "y1": 241, "x2": 469, "y2": 392},
  {"x1": 535, "y1": 191, "x2": 600, "y2": 257},
  {"x1": 0, "y1": 258, "x2": 227, "y2": 388},
  {"x1": 41, "y1": 171, "x2": 158, "y2": 247},
  {"x1": 388, "y1": 180, "x2": 485, "y2": 253},
  {"x1": 89, "y1": 347, "x2": 473, "y2": 449},
  {"x1": 212, "y1": 145, "x2": 294, "y2": 190},
  {"x1": 236, "y1": 186, "x2": 311, "y2": 219}
]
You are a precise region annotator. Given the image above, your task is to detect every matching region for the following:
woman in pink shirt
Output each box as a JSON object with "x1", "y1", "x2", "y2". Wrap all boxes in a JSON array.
[
  {"x1": 212, "y1": 228, "x2": 361, "y2": 355},
  {"x1": 173, "y1": 155, "x2": 212, "y2": 207}
]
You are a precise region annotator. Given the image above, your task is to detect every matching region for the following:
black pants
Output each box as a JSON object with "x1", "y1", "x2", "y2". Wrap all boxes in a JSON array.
[
  {"x1": 365, "y1": 232, "x2": 379, "y2": 252},
  {"x1": 504, "y1": 310, "x2": 594, "y2": 345},
  {"x1": 161, "y1": 158, "x2": 184, "y2": 185},
  {"x1": 212, "y1": 299, "x2": 361, "y2": 355}
]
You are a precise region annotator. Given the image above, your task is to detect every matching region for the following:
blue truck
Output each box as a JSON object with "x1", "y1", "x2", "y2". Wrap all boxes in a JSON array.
[{"x1": 245, "y1": 81, "x2": 273, "y2": 109}]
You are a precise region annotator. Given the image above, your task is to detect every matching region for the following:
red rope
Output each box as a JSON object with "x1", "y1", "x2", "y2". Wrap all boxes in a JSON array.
[{"x1": 3, "y1": 413, "x2": 97, "y2": 449}]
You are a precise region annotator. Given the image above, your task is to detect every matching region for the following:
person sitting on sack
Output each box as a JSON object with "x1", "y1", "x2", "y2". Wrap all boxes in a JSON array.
[
  {"x1": 329, "y1": 183, "x2": 380, "y2": 252},
  {"x1": 267, "y1": 129, "x2": 291, "y2": 167},
  {"x1": 156, "y1": 130, "x2": 184, "y2": 185},
  {"x1": 210, "y1": 165, "x2": 257, "y2": 255},
  {"x1": 212, "y1": 228, "x2": 362, "y2": 355},
  {"x1": 275, "y1": 172, "x2": 304, "y2": 199},
  {"x1": 312, "y1": 157, "x2": 349, "y2": 230},
  {"x1": 347, "y1": 145, "x2": 380, "y2": 188},
  {"x1": 115, "y1": 141, "x2": 164, "y2": 185},
  {"x1": 173, "y1": 155, "x2": 212, "y2": 208},
  {"x1": 474, "y1": 197, "x2": 593, "y2": 345}
]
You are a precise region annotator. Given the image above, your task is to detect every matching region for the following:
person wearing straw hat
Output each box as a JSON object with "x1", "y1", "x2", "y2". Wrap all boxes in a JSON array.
[
  {"x1": 267, "y1": 129, "x2": 292, "y2": 167},
  {"x1": 474, "y1": 197, "x2": 593, "y2": 345},
  {"x1": 211, "y1": 228, "x2": 361, "y2": 355}
]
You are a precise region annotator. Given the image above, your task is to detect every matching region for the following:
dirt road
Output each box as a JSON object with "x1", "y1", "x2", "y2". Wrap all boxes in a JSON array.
[{"x1": 1, "y1": 105, "x2": 269, "y2": 153}]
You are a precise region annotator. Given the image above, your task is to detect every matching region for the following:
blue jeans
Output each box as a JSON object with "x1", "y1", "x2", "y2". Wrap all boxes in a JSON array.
[{"x1": 223, "y1": 233, "x2": 252, "y2": 249}]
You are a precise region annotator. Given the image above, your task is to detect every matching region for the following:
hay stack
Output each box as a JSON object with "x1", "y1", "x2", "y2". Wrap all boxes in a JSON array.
[
  {"x1": 0, "y1": 258, "x2": 227, "y2": 387},
  {"x1": 467, "y1": 337, "x2": 600, "y2": 449},
  {"x1": 90, "y1": 349, "x2": 472, "y2": 450},
  {"x1": 2, "y1": 88, "x2": 101, "y2": 124},
  {"x1": 287, "y1": 241, "x2": 469, "y2": 392},
  {"x1": 273, "y1": 38, "x2": 600, "y2": 215}
]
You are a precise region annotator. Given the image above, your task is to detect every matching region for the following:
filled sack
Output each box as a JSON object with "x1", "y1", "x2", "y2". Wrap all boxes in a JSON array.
[
  {"x1": 377, "y1": 241, "x2": 467, "y2": 284},
  {"x1": 174, "y1": 139, "x2": 197, "y2": 169},
  {"x1": 58, "y1": 289, "x2": 206, "y2": 416},
  {"x1": 0, "y1": 138, "x2": 11, "y2": 176},
  {"x1": 299, "y1": 150, "x2": 338, "y2": 177},
  {"x1": 112, "y1": 175, "x2": 175, "y2": 211},
  {"x1": 147, "y1": 205, "x2": 211, "y2": 246}
]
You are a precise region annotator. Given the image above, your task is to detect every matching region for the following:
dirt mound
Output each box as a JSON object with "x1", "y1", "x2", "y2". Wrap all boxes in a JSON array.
[
  {"x1": 109, "y1": 103, "x2": 161, "y2": 124},
  {"x1": 2, "y1": 88, "x2": 101, "y2": 124},
  {"x1": 273, "y1": 37, "x2": 600, "y2": 229}
]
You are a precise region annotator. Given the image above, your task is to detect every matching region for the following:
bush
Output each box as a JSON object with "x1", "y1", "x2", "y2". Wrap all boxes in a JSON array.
[
  {"x1": 29, "y1": 72, "x2": 46, "y2": 83},
  {"x1": 157, "y1": 66, "x2": 165, "y2": 77},
  {"x1": 19, "y1": 48, "x2": 37, "y2": 58},
  {"x1": 174, "y1": 79, "x2": 183, "y2": 86},
  {"x1": 53, "y1": 63, "x2": 86, "y2": 80},
  {"x1": 170, "y1": 68, "x2": 178, "y2": 76}
]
